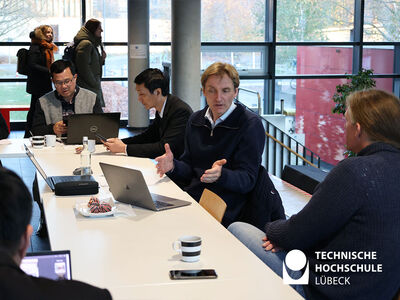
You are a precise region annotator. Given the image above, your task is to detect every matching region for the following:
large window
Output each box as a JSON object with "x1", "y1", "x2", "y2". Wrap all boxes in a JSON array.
[
  {"x1": 0, "y1": 0, "x2": 82, "y2": 122},
  {"x1": 272, "y1": 0, "x2": 400, "y2": 165}
]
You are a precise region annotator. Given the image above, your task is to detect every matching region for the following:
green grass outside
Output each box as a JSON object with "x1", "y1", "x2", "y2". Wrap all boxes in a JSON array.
[
  {"x1": 0, "y1": 83, "x2": 31, "y2": 121},
  {"x1": 10, "y1": 111, "x2": 28, "y2": 121}
]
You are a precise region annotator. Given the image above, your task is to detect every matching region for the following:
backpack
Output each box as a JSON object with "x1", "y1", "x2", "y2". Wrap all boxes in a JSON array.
[
  {"x1": 62, "y1": 42, "x2": 76, "y2": 62},
  {"x1": 16, "y1": 48, "x2": 30, "y2": 75},
  {"x1": 62, "y1": 40, "x2": 84, "y2": 62}
]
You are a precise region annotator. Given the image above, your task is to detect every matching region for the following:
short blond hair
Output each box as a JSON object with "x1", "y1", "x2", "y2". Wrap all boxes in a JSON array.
[
  {"x1": 201, "y1": 62, "x2": 240, "y2": 89},
  {"x1": 346, "y1": 89, "x2": 400, "y2": 148}
]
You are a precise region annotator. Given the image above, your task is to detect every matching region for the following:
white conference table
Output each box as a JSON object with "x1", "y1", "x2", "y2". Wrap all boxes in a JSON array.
[
  {"x1": 0, "y1": 138, "x2": 27, "y2": 158},
  {"x1": 31, "y1": 143, "x2": 302, "y2": 300}
]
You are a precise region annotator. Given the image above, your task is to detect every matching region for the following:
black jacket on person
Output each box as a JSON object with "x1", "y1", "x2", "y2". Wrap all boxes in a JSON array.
[
  {"x1": 0, "y1": 251, "x2": 112, "y2": 300},
  {"x1": 122, "y1": 94, "x2": 193, "y2": 159},
  {"x1": 24, "y1": 32, "x2": 54, "y2": 138},
  {"x1": 0, "y1": 113, "x2": 9, "y2": 140},
  {"x1": 26, "y1": 38, "x2": 52, "y2": 96},
  {"x1": 239, "y1": 165, "x2": 286, "y2": 230}
]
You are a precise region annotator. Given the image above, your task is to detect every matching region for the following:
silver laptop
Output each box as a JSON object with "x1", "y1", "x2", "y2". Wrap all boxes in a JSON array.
[
  {"x1": 21, "y1": 250, "x2": 72, "y2": 280},
  {"x1": 99, "y1": 162, "x2": 191, "y2": 211},
  {"x1": 25, "y1": 144, "x2": 95, "y2": 191}
]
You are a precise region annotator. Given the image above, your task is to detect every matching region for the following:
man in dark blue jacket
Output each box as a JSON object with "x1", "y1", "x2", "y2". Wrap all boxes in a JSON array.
[{"x1": 155, "y1": 62, "x2": 265, "y2": 226}]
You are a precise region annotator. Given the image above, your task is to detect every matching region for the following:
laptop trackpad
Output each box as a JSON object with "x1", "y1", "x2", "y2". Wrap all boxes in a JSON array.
[
  {"x1": 150, "y1": 193, "x2": 191, "y2": 209},
  {"x1": 151, "y1": 193, "x2": 174, "y2": 206}
]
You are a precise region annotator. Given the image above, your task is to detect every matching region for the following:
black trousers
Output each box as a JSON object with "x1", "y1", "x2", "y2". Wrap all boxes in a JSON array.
[{"x1": 24, "y1": 94, "x2": 41, "y2": 138}]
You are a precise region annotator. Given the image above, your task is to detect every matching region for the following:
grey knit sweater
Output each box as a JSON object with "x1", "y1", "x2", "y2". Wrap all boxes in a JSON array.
[{"x1": 32, "y1": 87, "x2": 102, "y2": 135}]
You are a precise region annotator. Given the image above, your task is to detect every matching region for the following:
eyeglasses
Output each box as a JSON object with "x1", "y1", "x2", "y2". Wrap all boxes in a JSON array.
[{"x1": 54, "y1": 78, "x2": 74, "y2": 87}]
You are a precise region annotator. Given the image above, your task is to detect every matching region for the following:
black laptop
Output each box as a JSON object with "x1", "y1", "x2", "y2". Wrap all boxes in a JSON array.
[
  {"x1": 25, "y1": 144, "x2": 96, "y2": 191},
  {"x1": 21, "y1": 250, "x2": 72, "y2": 280},
  {"x1": 66, "y1": 112, "x2": 120, "y2": 144}
]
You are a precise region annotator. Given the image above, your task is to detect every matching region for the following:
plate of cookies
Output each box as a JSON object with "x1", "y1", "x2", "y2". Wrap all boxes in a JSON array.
[{"x1": 77, "y1": 196, "x2": 116, "y2": 217}]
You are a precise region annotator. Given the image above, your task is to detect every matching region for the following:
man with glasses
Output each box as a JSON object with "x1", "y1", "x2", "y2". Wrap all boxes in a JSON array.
[{"x1": 32, "y1": 59, "x2": 103, "y2": 136}]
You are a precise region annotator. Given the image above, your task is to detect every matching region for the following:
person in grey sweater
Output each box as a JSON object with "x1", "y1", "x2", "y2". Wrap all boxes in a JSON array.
[
  {"x1": 32, "y1": 59, "x2": 102, "y2": 136},
  {"x1": 228, "y1": 89, "x2": 400, "y2": 300}
]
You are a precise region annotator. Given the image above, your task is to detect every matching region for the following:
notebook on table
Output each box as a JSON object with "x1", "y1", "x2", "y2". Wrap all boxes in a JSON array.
[
  {"x1": 24, "y1": 144, "x2": 96, "y2": 192},
  {"x1": 65, "y1": 112, "x2": 120, "y2": 144},
  {"x1": 20, "y1": 250, "x2": 72, "y2": 280},
  {"x1": 99, "y1": 162, "x2": 191, "y2": 211}
]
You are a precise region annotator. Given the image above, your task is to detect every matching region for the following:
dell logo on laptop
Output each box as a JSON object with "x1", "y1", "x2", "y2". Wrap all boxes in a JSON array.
[{"x1": 89, "y1": 125, "x2": 98, "y2": 133}]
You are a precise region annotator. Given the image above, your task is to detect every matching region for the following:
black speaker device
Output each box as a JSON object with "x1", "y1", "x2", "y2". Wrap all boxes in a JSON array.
[{"x1": 54, "y1": 181, "x2": 99, "y2": 196}]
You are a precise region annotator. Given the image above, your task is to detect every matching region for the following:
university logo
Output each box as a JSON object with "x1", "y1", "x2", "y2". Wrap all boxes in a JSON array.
[{"x1": 283, "y1": 249, "x2": 309, "y2": 285}]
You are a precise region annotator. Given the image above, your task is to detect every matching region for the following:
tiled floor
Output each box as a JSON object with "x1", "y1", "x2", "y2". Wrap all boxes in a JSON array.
[{"x1": 1, "y1": 128, "x2": 139, "y2": 252}]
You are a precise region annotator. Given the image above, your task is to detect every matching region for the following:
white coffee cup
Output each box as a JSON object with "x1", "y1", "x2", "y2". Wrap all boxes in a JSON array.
[
  {"x1": 173, "y1": 235, "x2": 202, "y2": 262},
  {"x1": 45, "y1": 134, "x2": 56, "y2": 147},
  {"x1": 88, "y1": 139, "x2": 96, "y2": 153},
  {"x1": 31, "y1": 136, "x2": 45, "y2": 148}
]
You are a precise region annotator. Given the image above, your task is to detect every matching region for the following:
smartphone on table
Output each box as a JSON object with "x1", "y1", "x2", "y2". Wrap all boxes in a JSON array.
[{"x1": 169, "y1": 269, "x2": 217, "y2": 280}]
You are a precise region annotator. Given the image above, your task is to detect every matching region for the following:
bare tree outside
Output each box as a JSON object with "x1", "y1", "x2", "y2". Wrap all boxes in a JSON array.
[
  {"x1": 202, "y1": 0, "x2": 265, "y2": 42},
  {"x1": 364, "y1": 0, "x2": 400, "y2": 41},
  {"x1": 0, "y1": 0, "x2": 42, "y2": 41}
]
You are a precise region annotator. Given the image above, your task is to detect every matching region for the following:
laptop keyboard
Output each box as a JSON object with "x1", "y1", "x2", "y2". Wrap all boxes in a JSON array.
[
  {"x1": 155, "y1": 201, "x2": 173, "y2": 209},
  {"x1": 52, "y1": 176, "x2": 74, "y2": 183},
  {"x1": 51, "y1": 175, "x2": 93, "y2": 185}
]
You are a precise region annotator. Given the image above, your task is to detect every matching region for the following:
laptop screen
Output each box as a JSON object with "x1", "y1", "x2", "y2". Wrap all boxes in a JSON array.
[
  {"x1": 20, "y1": 250, "x2": 72, "y2": 280},
  {"x1": 24, "y1": 145, "x2": 49, "y2": 183},
  {"x1": 67, "y1": 112, "x2": 120, "y2": 144}
]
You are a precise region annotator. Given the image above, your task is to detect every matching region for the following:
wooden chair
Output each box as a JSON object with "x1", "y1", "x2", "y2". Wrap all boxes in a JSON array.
[
  {"x1": 393, "y1": 288, "x2": 400, "y2": 300},
  {"x1": 199, "y1": 189, "x2": 227, "y2": 223}
]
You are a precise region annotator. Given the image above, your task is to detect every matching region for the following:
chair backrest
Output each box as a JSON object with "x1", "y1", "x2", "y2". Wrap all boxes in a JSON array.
[{"x1": 199, "y1": 189, "x2": 227, "y2": 223}]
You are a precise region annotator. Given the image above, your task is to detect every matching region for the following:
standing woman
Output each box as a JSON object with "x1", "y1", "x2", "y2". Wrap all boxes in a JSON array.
[
  {"x1": 73, "y1": 18, "x2": 106, "y2": 107},
  {"x1": 24, "y1": 25, "x2": 58, "y2": 138}
]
